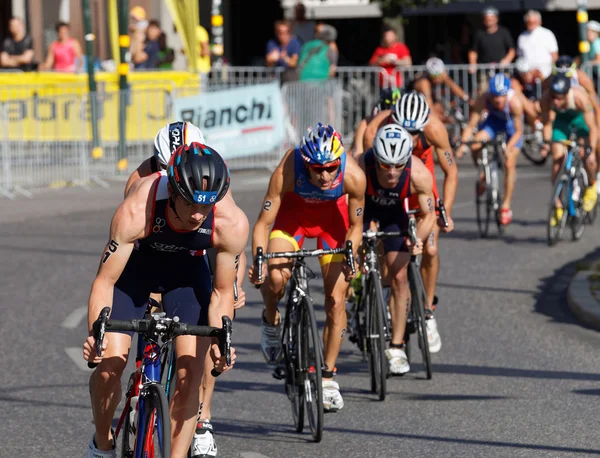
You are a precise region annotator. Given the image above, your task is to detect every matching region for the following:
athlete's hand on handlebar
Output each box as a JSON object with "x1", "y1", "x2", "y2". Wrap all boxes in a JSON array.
[
  {"x1": 233, "y1": 286, "x2": 246, "y2": 309},
  {"x1": 248, "y1": 255, "x2": 267, "y2": 285},
  {"x1": 405, "y1": 236, "x2": 423, "y2": 255},
  {"x1": 83, "y1": 334, "x2": 108, "y2": 365},
  {"x1": 210, "y1": 341, "x2": 236, "y2": 374},
  {"x1": 439, "y1": 214, "x2": 454, "y2": 232}
]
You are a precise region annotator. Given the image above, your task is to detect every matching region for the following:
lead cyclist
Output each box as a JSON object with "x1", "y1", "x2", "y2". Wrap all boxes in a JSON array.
[{"x1": 125, "y1": 121, "x2": 246, "y2": 458}]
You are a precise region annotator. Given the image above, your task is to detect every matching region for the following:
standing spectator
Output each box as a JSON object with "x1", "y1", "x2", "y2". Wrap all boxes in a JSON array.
[
  {"x1": 587, "y1": 21, "x2": 600, "y2": 63},
  {"x1": 292, "y1": 2, "x2": 316, "y2": 45},
  {"x1": 129, "y1": 6, "x2": 148, "y2": 67},
  {"x1": 132, "y1": 20, "x2": 161, "y2": 69},
  {"x1": 266, "y1": 20, "x2": 301, "y2": 81},
  {"x1": 298, "y1": 24, "x2": 338, "y2": 81},
  {"x1": 368, "y1": 27, "x2": 411, "y2": 88},
  {"x1": 157, "y1": 33, "x2": 175, "y2": 70},
  {"x1": 39, "y1": 22, "x2": 82, "y2": 72},
  {"x1": 451, "y1": 22, "x2": 472, "y2": 64},
  {"x1": 196, "y1": 25, "x2": 211, "y2": 73},
  {"x1": 468, "y1": 7, "x2": 515, "y2": 69},
  {"x1": 517, "y1": 10, "x2": 558, "y2": 78},
  {"x1": 1, "y1": 17, "x2": 35, "y2": 71}
]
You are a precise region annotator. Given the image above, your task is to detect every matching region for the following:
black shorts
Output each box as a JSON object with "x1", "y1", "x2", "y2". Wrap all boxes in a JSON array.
[
  {"x1": 364, "y1": 206, "x2": 408, "y2": 253},
  {"x1": 109, "y1": 249, "x2": 212, "y2": 336}
]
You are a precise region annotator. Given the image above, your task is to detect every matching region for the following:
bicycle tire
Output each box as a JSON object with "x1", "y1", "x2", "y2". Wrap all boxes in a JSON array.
[
  {"x1": 283, "y1": 297, "x2": 304, "y2": 433},
  {"x1": 475, "y1": 179, "x2": 491, "y2": 238},
  {"x1": 571, "y1": 171, "x2": 587, "y2": 241},
  {"x1": 547, "y1": 177, "x2": 569, "y2": 246},
  {"x1": 137, "y1": 383, "x2": 171, "y2": 458},
  {"x1": 409, "y1": 263, "x2": 432, "y2": 380},
  {"x1": 301, "y1": 296, "x2": 324, "y2": 442},
  {"x1": 160, "y1": 343, "x2": 176, "y2": 402},
  {"x1": 120, "y1": 374, "x2": 137, "y2": 458},
  {"x1": 490, "y1": 163, "x2": 504, "y2": 236},
  {"x1": 521, "y1": 133, "x2": 548, "y2": 166},
  {"x1": 367, "y1": 272, "x2": 387, "y2": 401}
]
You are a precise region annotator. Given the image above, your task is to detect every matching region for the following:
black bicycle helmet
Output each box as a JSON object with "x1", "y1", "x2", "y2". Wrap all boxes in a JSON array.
[
  {"x1": 167, "y1": 142, "x2": 230, "y2": 205},
  {"x1": 550, "y1": 74, "x2": 571, "y2": 95}
]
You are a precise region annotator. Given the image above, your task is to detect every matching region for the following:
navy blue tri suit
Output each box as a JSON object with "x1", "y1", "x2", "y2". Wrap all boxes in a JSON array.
[
  {"x1": 363, "y1": 149, "x2": 412, "y2": 253},
  {"x1": 109, "y1": 173, "x2": 214, "y2": 334}
]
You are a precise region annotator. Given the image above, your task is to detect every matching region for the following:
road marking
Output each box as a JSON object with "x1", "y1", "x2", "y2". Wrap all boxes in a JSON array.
[
  {"x1": 240, "y1": 453, "x2": 272, "y2": 458},
  {"x1": 61, "y1": 306, "x2": 87, "y2": 329},
  {"x1": 65, "y1": 347, "x2": 92, "y2": 371}
]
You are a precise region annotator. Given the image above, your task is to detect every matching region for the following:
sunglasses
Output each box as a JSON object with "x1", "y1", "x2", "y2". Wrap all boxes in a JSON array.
[
  {"x1": 377, "y1": 160, "x2": 405, "y2": 170},
  {"x1": 308, "y1": 161, "x2": 340, "y2": 174}
]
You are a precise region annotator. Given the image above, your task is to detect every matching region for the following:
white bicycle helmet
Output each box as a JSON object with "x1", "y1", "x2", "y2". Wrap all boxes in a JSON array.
[
  {"x1": 374, "y1": 124, "x2": 413, "y2": 166},
  {"x1": 425, "y1": 57, "x2": 445, "y2": 77},
  {"x1": 153, "y1": 121, "x2": 205, "y2": 169},
  {"x1": 515, "y1": 57, "x2": 530, "y2": 74},
  {"x1": 392, "y1": 91, "x2": 431, "y2": 132}
]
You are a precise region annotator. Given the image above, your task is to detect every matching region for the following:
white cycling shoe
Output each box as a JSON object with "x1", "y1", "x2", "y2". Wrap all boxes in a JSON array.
[
  {"x1": 426, "y1": 315, "x2": 442, "y2": 353},
  {"x1": 322, "y1": 380, "x2": 344, "y2": 412},
  {"x1": 86, "y1": 434, "x2": 116, "y2": 458},
  {"x1": 190, "y1": 419, "x2": 217, "y2": 457},
  {"x1": 260, "y1": 313, "x2": 283, "y2": 365},
  {"x1": 385, "y1": 347, "x2": 410, "y2": 375}
]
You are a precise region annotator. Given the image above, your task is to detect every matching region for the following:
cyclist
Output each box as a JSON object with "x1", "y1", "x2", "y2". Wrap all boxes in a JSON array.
[
  {"x1": 248, "y1": 122, "x2": 366, "y2": 412},
  {"x1": 457, "y1": 73, "x2": 524, "y2": 226},
  {"x1": 409, "y1": 57, "x2": 470, "y2": 121},
  {"x1": 361, "y1": 91, "x2": 458, "y2": 353},
  {"x1": 125, "y1": 121, "x2": 246, "y2": 458},
  {"x1": 352, "y1": 87, "x2": 401, "y2": 157},
  {"x1": 83, "y1": 143, "x2": 249, "y2": 458},
  {"x1": 358, "y1": 124, "x2": 436, "y2": 374},
  {"x1": 540, "y1": 74, "x2": 598, "y2": 224}
]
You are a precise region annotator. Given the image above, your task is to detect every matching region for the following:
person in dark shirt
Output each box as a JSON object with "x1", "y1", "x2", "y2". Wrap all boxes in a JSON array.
[
  {"x1": 468, "y1": 7, "x2": 515, "y2": 68},
  {"x1": 1, "y1": 17, "x2": 35, "y2": 71},
  {"x1": 132, "y1": 19, "x2": 161, "y2": 69}
]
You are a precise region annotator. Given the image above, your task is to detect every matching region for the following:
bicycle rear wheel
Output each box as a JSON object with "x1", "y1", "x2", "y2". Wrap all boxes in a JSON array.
[
  {"x1": 301, "y1": 296, "x2": 324, "y2": 442},
  {"x1": 547, "y1": 176, "x2": 569, "y2": 246},
  {"x1": 521, "y1": 132, "x2": 547, "y2": 166},
  {"x1": 408, "y1": 263, "x2": 432, "y2": 380},
  {"x1": 136, "y1": 383, "x2": 170, "y2": 458},
  {"x1": 282, "y1": 299, "x2": 304, "y2": 433},
  {"x1": 367, "y1": 272, "x2": 387, "y2": 401},
  {"x1": 571, "y1": 171, "x2": 587, "y2": 241}
]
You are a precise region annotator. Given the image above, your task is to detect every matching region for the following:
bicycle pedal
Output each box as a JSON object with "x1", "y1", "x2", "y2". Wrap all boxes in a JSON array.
[{"x1": 272, "y1": 366, "x2": 286, "y2": 380}]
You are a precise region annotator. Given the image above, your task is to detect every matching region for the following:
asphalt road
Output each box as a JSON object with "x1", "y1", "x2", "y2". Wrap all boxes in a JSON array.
[{"x1": 2, "y1": 159, "x2": 600, "y2": 458}]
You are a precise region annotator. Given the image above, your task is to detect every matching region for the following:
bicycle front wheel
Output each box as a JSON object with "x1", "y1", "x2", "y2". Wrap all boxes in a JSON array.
[
  {"x1": 136, "y1": 383, "x2": 171, "y2": 458},
  {"x1": 475, "y1": 170, "x2": 491, "y2": 237},
  {"x1": 283, "y1": 302, "x2": 304, "y2": 433},
  {"x1": 547, "y1": 176, "x2": 569, "y2": 246},
  {"x1": 408, "y1": 263, "x2": 432, "y2": 380},
  {"x1": 367, "y1": 272, "x2": 387, "y2": 401},
  {"x1": 301, "y1": 296, "x2": 324, "y2": 442}
]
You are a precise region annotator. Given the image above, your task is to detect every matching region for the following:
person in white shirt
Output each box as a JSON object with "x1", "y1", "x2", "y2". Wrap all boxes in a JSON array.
[{"x1": 517, "y1": 10, "x2": 558, "y2": 79}]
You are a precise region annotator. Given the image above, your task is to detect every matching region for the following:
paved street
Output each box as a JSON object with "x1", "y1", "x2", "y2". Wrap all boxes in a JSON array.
[{"x1": 2, "y1": 159, "x2": 600, "y2": 458}]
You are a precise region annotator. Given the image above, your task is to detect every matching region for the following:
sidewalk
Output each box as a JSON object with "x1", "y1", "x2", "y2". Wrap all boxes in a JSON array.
[{"x1": 568, "y1": 257, "x2": 600, "y2": 331}]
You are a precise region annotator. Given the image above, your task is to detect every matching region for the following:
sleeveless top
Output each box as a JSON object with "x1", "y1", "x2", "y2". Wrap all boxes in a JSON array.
[
  {"x1": 136, "y1": 174, "x2": 214, "y2": 256},
  {"x1": 486, "y1": 89, "x2": 515, "y2": 123},
  {"x1": 52, "y1": 39, "x2": 77, "y2": 72},
  {"x1": 364, "y1": 149, "x2": 412, "y2": 208},
  {"x1": 293, "y1": 147, "x2": 346, "y2": 204}
]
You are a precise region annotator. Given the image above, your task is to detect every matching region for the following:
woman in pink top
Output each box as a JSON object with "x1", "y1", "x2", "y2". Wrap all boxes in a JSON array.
[{"x1": 40, "y1": 22, "x2": 82, "y2": 72}]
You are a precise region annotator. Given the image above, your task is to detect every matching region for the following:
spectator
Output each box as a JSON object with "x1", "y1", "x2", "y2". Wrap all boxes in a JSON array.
[
  {"x1": 517, "y1": 10, "x2": 558, "y2": 78},
  {"x1": 369, "y1": 27, "x2": 411, "y2": 88},
  {"x1": 1, "y1": 17, "x2": 35, "y2": 71},
  {"x1": 266, "y1": 20, "x2": 301, "y2": 81},
  {"x1": 157, "y1": 33, "x2": 175, "y2": 70},
  {"x1": 39, "y1": 22, "x2": 82, "y2": 72},
  {"x1": 451, "y1": 22, "x2": 473, "y2": 64},
  {"x1": 316, "y1": 21, "x2": 339, "y2": 57},
  {"x1": 587, "y1": 21, "x2": 600, "y2": 64},
  {"x1": 196, "y1": 25, "x2": 211, "y2": 73},
  {"x1": 468, "y1": 7, "x2": 515, "y2": 69},
  {"x1": 129, "y1": 6, "x2": 148, "y2": 67},
  {"x1": 132, "y1": 19, "x2": 161, "y2": 69},
  {"x1": 292, "y1": 2, "x2": 316, "y2": 45},
  {"x1": 298, "y1": 24, "x2": 338, "y2": 81}
]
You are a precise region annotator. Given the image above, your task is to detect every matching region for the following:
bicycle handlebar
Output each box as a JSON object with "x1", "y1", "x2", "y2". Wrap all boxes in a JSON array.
[
  {"x1": 254, "y1": 240, "x2": 355, "y2": 286},
  {"x1": 456, "y1": 139, "x2": 506, "y2": 147},
  {"x1": 88, "y1": 307, "x2": 232, "y2": 377}
]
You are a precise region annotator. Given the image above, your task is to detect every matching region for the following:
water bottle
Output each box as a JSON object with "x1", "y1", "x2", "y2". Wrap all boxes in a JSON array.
[
  {"x1": 490, "y1": 168, "x2": 499, "y2": 191},
  {"x1": 572, "y1": 180, "x2": 581, "y2": 202}
]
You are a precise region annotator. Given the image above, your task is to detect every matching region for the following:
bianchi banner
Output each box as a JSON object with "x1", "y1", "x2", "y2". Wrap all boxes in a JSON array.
[{"x1": 173, "y1": 81, "x2": 285, "y2": 159}]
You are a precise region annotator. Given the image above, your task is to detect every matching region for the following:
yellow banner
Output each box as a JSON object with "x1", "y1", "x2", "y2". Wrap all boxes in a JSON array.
[
  {"x1": 164, "y1": 0, "x2": 199, "y2": 72},
  {"x1": 0, "y1": 72, "x2": 202, "y2": 142}
]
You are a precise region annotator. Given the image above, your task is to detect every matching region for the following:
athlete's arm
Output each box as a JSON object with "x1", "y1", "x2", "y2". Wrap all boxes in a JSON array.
[
  {"x1": 363, "y1": 110, "x2": 391, "y2": 152},
  {"x1": 578, "y1": 70, "x2": 600, "y2": 128},
  {"x1": 444, "y1": 75, "x2": 467, "y2": 101},
  {"x1": 510, "y1": 77, "x2": 524, "y2": 93},
  {"x1": 343, "y1": 155, "x2": 367, "y2": 274},
  {"x1": 210, "y1": 205, "x2": 249, "y2": 371},
  {"x1": 249, "y1": 150, "x2": 292, "y2": 283},
  {"x1": 411, "y1": 157, "x2": 436, "y2": 243},
  {"x1": 414, "y1": 78, "x2": 434, "y2": 109},
  {"x1": 427, "y1": 117, "x2": 458, "y2": 229},
  {"x1": 576, "y1": 90, "x2": 598, "y2": 157},
  {"x1": 124, "y1": 157, "x2": 159, "y2": 197},
  {"x1": 352, "y1": 119, "x2": 368, "y2": 159},
  {"x1": 461, "y1": 94, "x2": 484, "y2": 142},
  {"x1": 507, "y1": 96, "x2": 524, "y2": 151}
]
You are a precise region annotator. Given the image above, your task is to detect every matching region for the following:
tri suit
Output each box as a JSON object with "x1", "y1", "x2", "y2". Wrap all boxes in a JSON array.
[
  {"x1": 407, "y1": 132, "x2": 440, "y2": 211},
  {"x1": 478, "y1": 89, "x2": 524, "y2": 148},
  {"x1": 109, "y1": 173, "x2": 214, "y2": 333},
  {"x1": 270, "y1": 148, "x2": 349, "y2": 265},
  {"x1": 364, "y1": 149, "x2": 412, "y2": 253}
]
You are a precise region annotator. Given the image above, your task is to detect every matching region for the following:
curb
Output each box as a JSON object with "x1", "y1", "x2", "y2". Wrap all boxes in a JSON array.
[{"x1": 567, "y1": 270, "x2": 600, "y2": 331}]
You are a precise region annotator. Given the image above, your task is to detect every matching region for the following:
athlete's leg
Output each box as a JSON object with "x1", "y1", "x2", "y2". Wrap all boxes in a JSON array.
[
  {"x1": 198, "y1": 350, "x2": 215, "y2": 420},
  {"x1": 502, "y1": 145, "x2": 520, "y2": 210},
  {"x1": 321, "y1": 259, "x2": 349, "y2": 376},
  {"x1": 420, "y1": 225, "x2": 439, "y2": 310}
]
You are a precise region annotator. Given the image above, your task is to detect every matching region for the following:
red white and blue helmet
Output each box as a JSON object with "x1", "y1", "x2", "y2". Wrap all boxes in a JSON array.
[{"x1": 299, "y1": 123, "x2": 345, "y2": 165}]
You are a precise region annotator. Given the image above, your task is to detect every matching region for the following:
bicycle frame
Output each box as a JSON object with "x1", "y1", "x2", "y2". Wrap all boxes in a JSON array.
[{"x1": 563, "y1": 146, "x2": 583, "y2": 217}]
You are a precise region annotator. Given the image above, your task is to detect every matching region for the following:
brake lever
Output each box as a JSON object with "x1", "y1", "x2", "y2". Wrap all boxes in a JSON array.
[
  {"x1": 345, "y1": 240, "x2": 356, "y2": 277},
  {"x1": 438, "y1": 199, "x2": 449, "y2": 228},
  {"x1": 211, "y1": 316, "x2": 232, "y2": 377},
  {"x1": 254, "y1": 247, "x2": 264, "y2": 290},
  {"x1": 88, "y1": 306, "x2": 110, "y2": 369}
]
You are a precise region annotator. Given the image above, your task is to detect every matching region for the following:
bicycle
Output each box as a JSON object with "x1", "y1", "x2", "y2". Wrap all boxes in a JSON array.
[
  {"x1": 349, "y1": 200, "x2": 447, "y2": 396},
  {"x1": 459, "y1": 138, "x2": 506, "y2": 237},
  {"x1": 254, "y1": 241, "x2": 355, "y2": 443},
  {"x1": 88, "y1": 307, "x2": 232, "y2": 458},
  {"x1": 547, "y1": 139, "x2": 593, "y2": 246}
]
